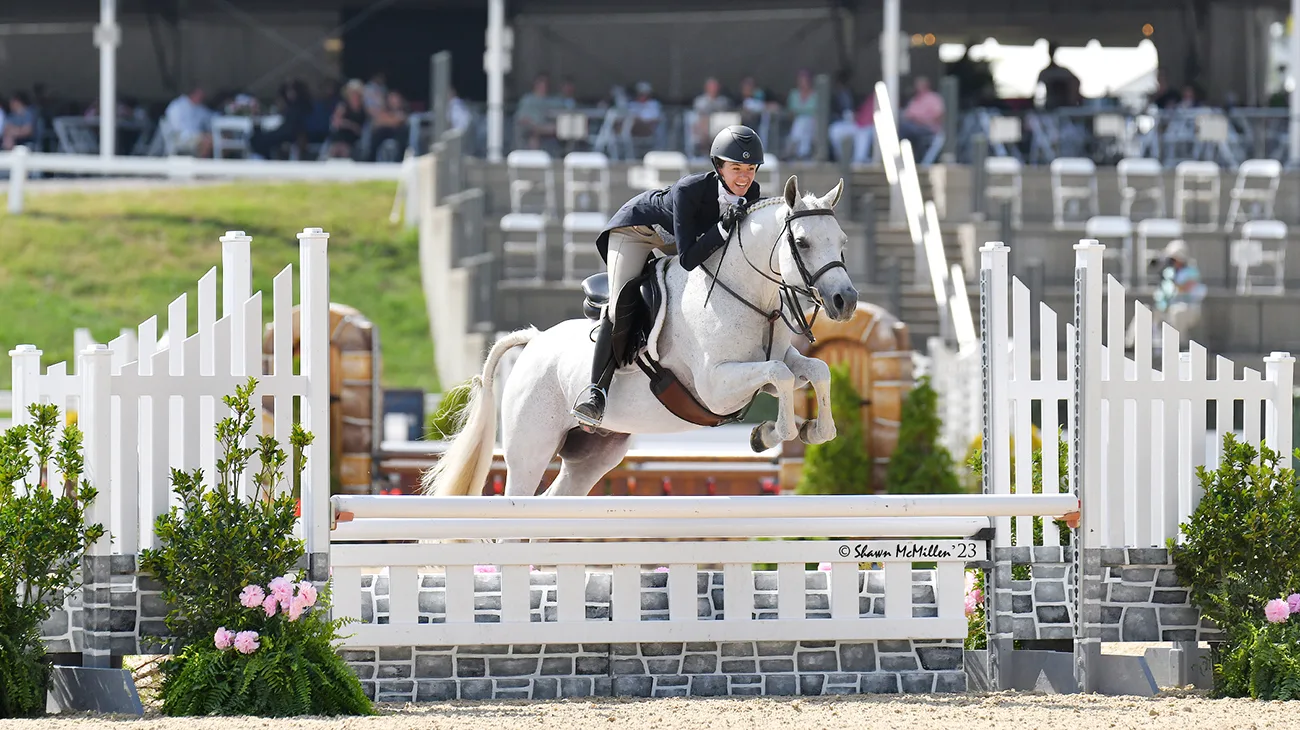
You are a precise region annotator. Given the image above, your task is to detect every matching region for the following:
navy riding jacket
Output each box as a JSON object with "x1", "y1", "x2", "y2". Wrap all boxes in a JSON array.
[{"x1": 596, "y1": 171, "x2": 761, "y2": 271}]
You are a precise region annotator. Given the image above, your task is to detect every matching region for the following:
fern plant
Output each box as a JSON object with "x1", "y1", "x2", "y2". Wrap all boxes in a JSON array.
[
  {"x1": 140, "y1": 378, "x2": 372, "y2": 716},
  {"x1": 0, "y1": 404, "x2": 105, "y2": 718},
  {"x1": 160, "y1": 579, "x2": 373, "y2": 717}
]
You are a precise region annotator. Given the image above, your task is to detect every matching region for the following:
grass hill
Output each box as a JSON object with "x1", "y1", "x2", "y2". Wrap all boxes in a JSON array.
[{"x1": 0, "y1": 180, "x2": 435, "y2": 392}]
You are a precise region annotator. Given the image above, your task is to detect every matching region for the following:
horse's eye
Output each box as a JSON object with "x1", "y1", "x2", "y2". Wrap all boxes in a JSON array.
[{"x1": 796, "y1": 237, "x2": 810, "y2": 250}]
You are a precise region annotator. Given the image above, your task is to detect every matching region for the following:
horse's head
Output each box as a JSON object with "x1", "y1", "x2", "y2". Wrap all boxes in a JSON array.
[{"x1": 778, "y1": 175, "x2": 859, "y2": 322}]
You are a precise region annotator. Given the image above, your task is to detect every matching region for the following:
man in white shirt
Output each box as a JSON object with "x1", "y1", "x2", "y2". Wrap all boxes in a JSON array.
[{"x1": 163, "y1": 86, "x2": 214, "y2": 157}]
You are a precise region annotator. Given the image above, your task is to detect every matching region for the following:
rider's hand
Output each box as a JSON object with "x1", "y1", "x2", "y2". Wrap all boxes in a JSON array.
[{"x1": 719, "y1": 202, "x2": 748, "y2": 232}]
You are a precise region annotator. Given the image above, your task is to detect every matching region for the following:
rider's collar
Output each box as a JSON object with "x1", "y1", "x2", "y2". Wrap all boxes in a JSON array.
[{"x1": 717, "y1": 179, "x2": 745, "y2": 208}]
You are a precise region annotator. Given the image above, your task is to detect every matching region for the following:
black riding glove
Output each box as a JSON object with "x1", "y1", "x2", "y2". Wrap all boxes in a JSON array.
[{"x1": 719, "y1": 202, "x2": 749, "y2": 233}]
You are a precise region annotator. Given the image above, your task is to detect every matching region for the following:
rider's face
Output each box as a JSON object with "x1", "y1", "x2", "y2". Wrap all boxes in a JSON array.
[{"x1": 719, "y1": 162, "x2": 758, "y2": 196}]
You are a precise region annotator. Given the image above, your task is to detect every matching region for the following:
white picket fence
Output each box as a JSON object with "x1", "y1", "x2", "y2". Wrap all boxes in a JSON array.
[
  {"x1": 9, "y1": 228, "x2": 333, "y2": 555},
  {"x1": 925, "y1": 337, "x2": 982, "y2": 460},
  {"x1": 328, "y1": 494, "x2": 1075, "y2": 646},
  {"x1": 980, "y1": 241, "x2": 1294, "y2": 550}
]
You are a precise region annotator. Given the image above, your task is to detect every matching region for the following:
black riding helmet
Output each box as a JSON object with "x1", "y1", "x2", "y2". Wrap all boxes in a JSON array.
[{"x1": 710, "y1": 125, "x2": 765, "y2": 170}]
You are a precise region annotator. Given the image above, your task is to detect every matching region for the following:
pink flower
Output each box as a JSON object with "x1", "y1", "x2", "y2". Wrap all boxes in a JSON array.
[
  {"x1": 239, "y1": 584, "x2": 266, "y2": 609},
  {"x1": 964, "y1": 571, "x2": 977, "y2": 594},
  {"x1": 654, "y1": 567, "x2": 670, "y2": 573},
  {"x1": 969, "y1": 588, "x2": 983, "y2": 604},
  {"x1": 297, "y1": 582, "x2": 318, "y2": 608},
  {"x1": 269, "y1": 576, "x2": 295, "y2": 604},
  {"x1": 818, "y1": 562, "x2": 832, "y2": 571},
  {"x1": 233, "y1": 630, "x2": 260, "y2": 654},
  {"x1": 213, "y1": 627, "x2": 234, "y2": 650},
  {"x1": 474, "y1": 565, "x2": 498, "y2": 574},
  {"x1": 1288, "y1": 593, "x2": 1300, "y2": 615},
  {"x1": 262, "y1": 594, "x2": 278, "y2": 617},
  {"x1": 964, "y1": 594, "x2": 979, "y2": 617},
  {"x1": 1265, "y1": 598, "x2": 1290, "y2": 624},
  {"x1": 288, "y1": 595, "x2": 305, "y2": 622}
]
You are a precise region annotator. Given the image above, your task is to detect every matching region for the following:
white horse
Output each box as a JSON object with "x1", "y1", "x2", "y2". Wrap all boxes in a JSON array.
[{"x1": 423, "y1": 175, "x2": 859, "y2": 498}]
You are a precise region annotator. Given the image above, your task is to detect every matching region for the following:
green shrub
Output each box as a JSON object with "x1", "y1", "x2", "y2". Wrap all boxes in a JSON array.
[
  {"x1": 884, "y1": 376, "x2": 962, "y2": 495},
  {"x1": 797, "y1": 363, "x2": 872, "y2": 495},
  {"x1": 426, "y1": 381, "x2": 472, "y2": 440},
  {"x1": 140, "y1": 378, "x2": 372, "y2": 716},
  {"x1": 1170, "y1": 435, "x2": 1300, "y2": 698},
  {"x1": 0, "y1": 404, "x2": 105, "y2": 718}
]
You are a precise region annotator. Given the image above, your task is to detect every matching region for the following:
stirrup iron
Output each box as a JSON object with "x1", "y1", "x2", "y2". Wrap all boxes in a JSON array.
[{"x1": 570, "y1": 385, "x2": 608, "y2": 430}]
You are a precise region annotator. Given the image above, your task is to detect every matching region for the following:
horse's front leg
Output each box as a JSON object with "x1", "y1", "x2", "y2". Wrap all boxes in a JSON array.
[
  {"x1": 783, "y1": 346, "x2": 836, "y2": 445},
  {"x1": 696, "y1": 359, "x2": 798, "y2": 451}
]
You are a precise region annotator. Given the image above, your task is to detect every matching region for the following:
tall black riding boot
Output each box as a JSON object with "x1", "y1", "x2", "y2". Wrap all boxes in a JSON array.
[{"x1": 571, "y1": 314, "x2": 616, "y2": 430}]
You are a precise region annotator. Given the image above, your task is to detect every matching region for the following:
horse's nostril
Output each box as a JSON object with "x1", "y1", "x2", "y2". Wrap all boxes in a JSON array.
[{"x1": 833, "y1": 294, "x2": 845, "y2": 311}]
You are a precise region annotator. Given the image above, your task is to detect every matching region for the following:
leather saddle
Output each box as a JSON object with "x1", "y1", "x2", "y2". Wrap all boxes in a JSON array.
[{"x1": 579, "y1": 257, "x2": 751, "y2": 428}]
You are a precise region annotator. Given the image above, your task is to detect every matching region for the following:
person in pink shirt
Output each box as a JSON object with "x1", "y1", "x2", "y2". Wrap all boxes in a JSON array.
[{"x1": 898, "y1": 76, "x2": 944, "y2": 156}]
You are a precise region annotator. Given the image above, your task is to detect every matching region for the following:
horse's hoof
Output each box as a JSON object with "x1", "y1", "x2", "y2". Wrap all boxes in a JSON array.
[
  {"x1": 750, "y1": 423, "x2": 769, "y2": 453},
  {"x1": 798, "y1": 420, "x2": 816, "y2": 444}
]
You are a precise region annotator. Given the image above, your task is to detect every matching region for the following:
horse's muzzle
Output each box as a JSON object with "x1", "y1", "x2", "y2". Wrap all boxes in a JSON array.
[{"x1": 823, "y1": 285, "x2": 859, "y2": 322}]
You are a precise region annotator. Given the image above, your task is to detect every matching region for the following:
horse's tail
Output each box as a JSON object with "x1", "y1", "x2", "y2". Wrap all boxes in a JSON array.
[{"x1": 420, "y1": 327, "x2": 538, "y2": 497}]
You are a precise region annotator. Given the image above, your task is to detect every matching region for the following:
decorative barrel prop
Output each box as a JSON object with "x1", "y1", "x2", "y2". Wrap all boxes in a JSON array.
[
  {"x1": 262, "y1": 303, "x2": 380, "y2": 495},
  {"x1": 781, "y1": 303, "x2": 914, "y2": 492}
]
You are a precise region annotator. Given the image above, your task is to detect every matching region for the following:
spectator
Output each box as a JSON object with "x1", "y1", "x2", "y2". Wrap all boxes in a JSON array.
[
  {"x1": 560, "y1": 77, "x2": 578, "y2": 109},
  {"x1": 898, "y1": 76, "x2": 944, "y2": 156},
  {"x1": 448, "y1": 86, "x2": 473, "y2": 132},
  {"x1": 830, "y1": 93, "x2": 875, "y2": 164},
  {"x1": 623, "y1": 81, "x2": 663, "y2": 144},
  {"x1": 1127, "y1": 240, "x2": 1206, "y2": 349},
  {"x1": 363, "y1": 72, "x2": 388, "y2": 115},
  {"x1": 515, "y1": 74, "x2": 563, "y2": 149},
  {"x1": 737, "y1": 77, "x2": 770, "y2": 131},
  {"x1": 946, "y1": 40, "x2": 997, "y2": 110},
  {"x1": 305, "y1": 79, "x2": 339, "y2": 145},
  {"x1": 2, "y1": 92, "x2": 34, "y2": 150},
  {"x1": 830, "y1": 71, "x2": 855, "y2": 121},
  {"x1": 1149, "y1": 70, "x2": 1181, "y2": 110},
  {"x1": 369, "y1": 89, "x2": 409, "y2": 161},
  {"x1": 1036, "y1": 42, "x2": 1081, "y2": 110},
  {"x1": 252, "y1": 80, "x2": 311, "y2": 160},
  {"x1": 163, "y1": 85, "x2": 214, "y2": 157},
  {"x1": 327, "y1": 79, "x2": 368, "y2": 159},
  {"x1": 691, "y1": 77, "x2": 730, "y2": 156},
  {"x1": 783, "y1": 70, "x2": 819, "y2": 160}
]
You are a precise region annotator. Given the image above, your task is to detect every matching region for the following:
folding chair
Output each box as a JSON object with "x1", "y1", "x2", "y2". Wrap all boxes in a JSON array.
[
  {"x1": 1117, "y1": 157, "x2": 1166, "y2": 220},
  {"x1": 1230, "y1": 219, "x2": 1287, "y2": 294}
]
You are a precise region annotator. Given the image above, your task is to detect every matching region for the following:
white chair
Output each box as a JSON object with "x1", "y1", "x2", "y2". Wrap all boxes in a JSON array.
[
  {"x1": 1224, "y1": 158, "x2": 1281, "y2": 232},
  {"x1": 1085, "y1": 216, "x2": 1135, "y2": 286},
  {"x1": 562, "y1": 151, "x2": 610, "y2": 215},
  {"x1": 562, "y1": 212, "x2": 608, "y2": 285},
  {"x1": 628, "y1": 151, "x2": 690, "y2": 191},
  {"x1": 1173, "y1": 160, "x2": 1220, "y2": 232},
  {"x1": 506, "y1": 150, "x2": 557, "y2": 217},
  {"x1": 1117, "y1": 157, "x2": 1165, "y2": 220},
  {"x1": 500, "y1": 213, "x2": 548, "y2": 282},
  {"x1": 211, "y1": 116, "x2": 254, "y2": 159},
  {"x1": 1135, "y1": 218, "x2": 1183, "y2": 288},
  {"x1": 1231, "y1": 219, "x2": 1287, "y2": 295},
  {"x1": 1050, "y1": 157, "x2": 1098, "y2": 229},
  {"x1": 984, "y1": 156, "x2": 1023, "y2": 227}
]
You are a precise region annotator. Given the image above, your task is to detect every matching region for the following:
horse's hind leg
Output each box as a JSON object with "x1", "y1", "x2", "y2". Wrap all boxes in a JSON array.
[{"x1": 545, "y1": 430, "x2": 632, "y2": 497}]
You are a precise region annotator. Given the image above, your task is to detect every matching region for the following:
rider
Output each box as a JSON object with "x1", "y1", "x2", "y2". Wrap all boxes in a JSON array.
[{"x1": 570, "y1": 125, "x2": 765, "y2": 430}]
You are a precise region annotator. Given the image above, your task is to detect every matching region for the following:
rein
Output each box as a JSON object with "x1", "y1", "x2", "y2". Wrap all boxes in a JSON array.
[{"x1": 697, "y1": 202, "x2": 845, "y2": 358}]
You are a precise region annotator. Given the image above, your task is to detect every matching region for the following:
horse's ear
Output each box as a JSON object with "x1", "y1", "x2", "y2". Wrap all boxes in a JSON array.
[
  {"x1": 820, "y1": 178, "x2": 845, "y2": 209},
  {"x1": 783, "y1": 175, "x2": 800, "y2": 209}
]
